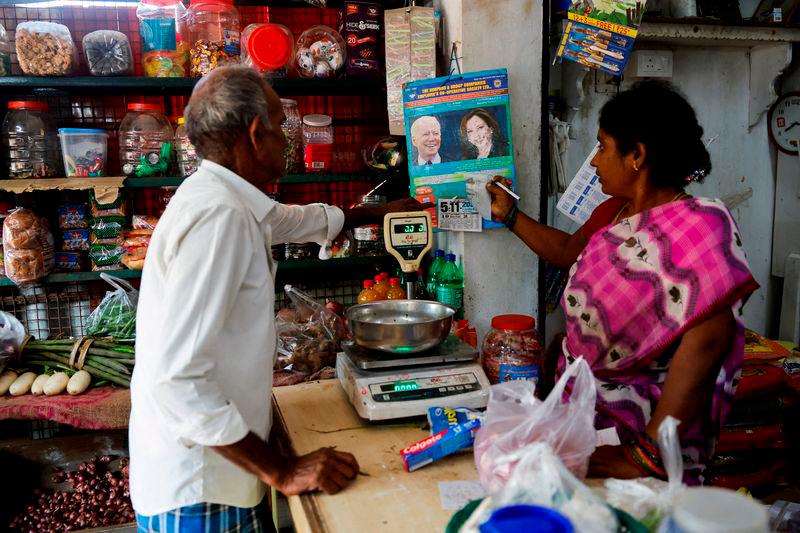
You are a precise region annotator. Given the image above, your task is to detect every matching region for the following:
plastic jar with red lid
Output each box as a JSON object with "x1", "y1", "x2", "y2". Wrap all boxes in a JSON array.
[
  {"x1": 241, "y1": 23, "x2": 294, "y2": 77},
  {"x1": 118, "y1": 103, "x2": 173, "y2": 177},
  {"x1": 186, "y1": 0, "x2": 240, "y2": 77},
  {"x1": 482, "y1": 314, "x2": 544, "y2": 385},
  {"x1": 2, "y1": 101, "x2": 62, "y2": 178}
]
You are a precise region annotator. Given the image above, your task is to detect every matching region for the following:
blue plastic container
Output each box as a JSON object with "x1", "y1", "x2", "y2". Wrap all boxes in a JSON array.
[{"x1": 480, "y1": 505, "x2": 574, "y2": 533}]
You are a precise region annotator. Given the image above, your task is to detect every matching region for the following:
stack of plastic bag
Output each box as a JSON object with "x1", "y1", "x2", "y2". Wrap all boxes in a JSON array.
[{"x1": 708, "y1": 330, "x2": 798, "y2": 491}]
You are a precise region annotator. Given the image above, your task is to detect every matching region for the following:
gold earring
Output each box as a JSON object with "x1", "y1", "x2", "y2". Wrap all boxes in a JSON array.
[{"x1": 633, "y1": 164, "x2": 640, "y2": 171}]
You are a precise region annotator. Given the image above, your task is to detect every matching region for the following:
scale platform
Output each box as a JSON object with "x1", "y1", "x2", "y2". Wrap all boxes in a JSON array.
[{"x1": 337, "y1": 337, "x2": 490, "y2": 421}]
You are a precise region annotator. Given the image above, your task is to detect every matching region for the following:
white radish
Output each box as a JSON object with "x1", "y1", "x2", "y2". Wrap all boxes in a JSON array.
[
  {"x1": 43, "y1": 372, "x2": 69, "y2": 396},
  {"x1": 9, "y1": 372, "x2": 36, "y2": 396},
  {"x1": 31, "y1": 374, "x2": 50, "y2": 395},
  {"x1": 0, "y1": 370, "x2": 17, "y2": 395},
  {"x1": 67, "y1": 370, "x2": 91, "y2": 395}
]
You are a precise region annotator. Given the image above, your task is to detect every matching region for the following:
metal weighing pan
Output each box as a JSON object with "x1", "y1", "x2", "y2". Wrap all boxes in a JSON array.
[{"x1": 346, "y1": 300, "x2": 456, "y2": 354}]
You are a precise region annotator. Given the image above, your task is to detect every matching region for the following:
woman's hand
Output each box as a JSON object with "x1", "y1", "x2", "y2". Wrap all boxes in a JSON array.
[{"x1": 486, "y1": 176, "x2": 515, "y2": 222}]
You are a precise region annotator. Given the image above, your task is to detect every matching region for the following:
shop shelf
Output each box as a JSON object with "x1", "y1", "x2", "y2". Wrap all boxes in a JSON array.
[
  {"x1": 0, "y1": 256, "x2": 393, "y2": 287},
  {"x1": 124, "y1": 177, "x2": 185, "y2": 187},
  {"x1": 0, "y1": 76, "x2": 386, "y2": 97},
  {"x1": 280, "y1": 172, "x2": 395, "y2": 184}
]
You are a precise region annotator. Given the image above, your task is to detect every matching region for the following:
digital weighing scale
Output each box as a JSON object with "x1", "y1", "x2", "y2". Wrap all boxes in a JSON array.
[{"x1": 336, "y1": 211, "x2": 491, "y2": 421}]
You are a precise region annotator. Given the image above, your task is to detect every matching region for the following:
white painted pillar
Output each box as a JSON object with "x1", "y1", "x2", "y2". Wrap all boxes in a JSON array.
[{"x1": 435, "y1": 0, "x2": 543, "y2": 340}]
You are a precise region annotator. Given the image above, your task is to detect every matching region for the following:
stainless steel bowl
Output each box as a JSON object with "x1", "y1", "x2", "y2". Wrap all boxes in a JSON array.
[{"x1": 346, "y1": 300, "x2": 456, "y2": 354}]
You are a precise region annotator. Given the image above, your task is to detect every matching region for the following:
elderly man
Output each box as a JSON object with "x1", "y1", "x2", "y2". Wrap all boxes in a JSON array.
[
  {"x1": 129, "y1": 66, "x2": 426, "y2": 532},
  {"x1": 411, "y1": 115, "x2": 449, "y2": 165}
]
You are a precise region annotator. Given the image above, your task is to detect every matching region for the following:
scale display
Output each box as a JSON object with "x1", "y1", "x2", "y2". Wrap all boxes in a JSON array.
[
  {"x1": 369, "y1": 372, "x2": 479, "y2": 403},
  {"x1": 383, "y1": 211, "x2": 433, "y2": 272},
  {"x1": 393, "y1": 223, "x2": 426, "y2": 234}
]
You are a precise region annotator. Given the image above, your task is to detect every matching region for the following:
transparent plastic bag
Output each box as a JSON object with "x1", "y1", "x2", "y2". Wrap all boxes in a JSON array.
[
  {"x1": 3, "y1": 208, "x2": 54, "y2": 286},
  {"x1": 15, "y1": 21, "x2": 75, "y2": 76},
  {"x1": 85, "y1": 274, "x2": 138, "y2": 339},
  {"x1": 275, "y1": 284, "x2": 345, "y2": 375},
  {"x1": 470, "y1": 442, "x2": 617, "y2": 533},
  {"x1": 474, "y1": 357, "x2": 597, "y2": 493},
  {"x1": 0, "y1": 311, "x2": 26, "y2": 368},
  {"x1": 83, "y1": 30, "x2": 134, "y2": 76},
  {"x1": 603, "y1": 416, "x2": 683, "y2": 526}
]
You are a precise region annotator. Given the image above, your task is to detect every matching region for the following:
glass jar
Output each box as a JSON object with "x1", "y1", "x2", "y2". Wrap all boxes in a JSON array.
[
  {"x1": 285, "y1": 243, "x2": 315, "y2": 261},
  {"x1": 0, "y1": 24, "x2": 11, "y2": 76},
  {"x1": 281, "y1": 99, "x2": 303, "y2": 175},
  {"x1": 3, "y1": 101, "x2": 62, "y2": 179},
  {"x1": 119, "y1": 103, "x2": 174, "y2": 178},
  {"x1": 175, "y1": 117, "x2": 198, "y2": 177},
  {"x1": 353, "y1": 194, "x2": 386, "y2": 256},
  {"x1": 302, "y1": 114, "x2": 333, "y2": 173},
  {"x1": 241, "y1": 23, "x2": 294, "y2": 77},
  {"x1": 186, "y1": 0, "x2": 240, "y2": 77},
  {"x1": 158, "y1": 186, "x2": 178, "y2": 215},
  {"x1": 481, "y1": 314, "x2": 544, "y2": 385},
  {"x1": 137, "y1": 0, "x2": 190, "y2": 78}
]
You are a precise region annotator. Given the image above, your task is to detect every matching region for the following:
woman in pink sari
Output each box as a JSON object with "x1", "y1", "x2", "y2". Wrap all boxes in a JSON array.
[{"x1": 487, "y1": 81, "x2": 758, "y2": 484}]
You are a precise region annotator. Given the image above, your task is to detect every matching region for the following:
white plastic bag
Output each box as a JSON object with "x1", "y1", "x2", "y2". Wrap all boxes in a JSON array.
[
  {"x1": 0, "y1": 311, "x2": 26, "y2": 369},
  {"x1": 469, "y1": 442, "x2": 617, "y2": 533},
  {"x1": 603, "y1": 416, "x2": 683, "y2": 525},
  {"x1": 474, "y1": 357, "x2": 598, "y2": 493}
]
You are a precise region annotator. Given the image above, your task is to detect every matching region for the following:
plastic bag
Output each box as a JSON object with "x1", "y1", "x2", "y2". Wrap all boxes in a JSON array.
[
  {"x1": 468, "y1": 442, "x2": 617, "y2": 533},
  {"x1": 603, "y1": 416, "x2": 683, "y2": 526},
  {"x1": 0, "y1": 311, "x2": 26, "y2": 369},
  {"x1": 474, "y1": 357, "x2": 597, "y2": 493},
  {"x1": 3, "y1": 208, "x2": 55, "y2": 286},
  {"x1": 85, "y1": 274, "x2": 138, "y2": 339},
  {"x1": 15, "y1": 22, "x2": 75, "y2": 76},
  {"x1": 275, "y1": 285, "x2": 345, "y2": 375},
  {"x1": 83, "y1": 30, "x2": 134, "y2": 76}
]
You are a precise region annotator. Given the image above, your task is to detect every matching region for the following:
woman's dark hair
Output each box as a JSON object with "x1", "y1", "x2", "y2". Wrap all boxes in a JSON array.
[
  {"x1": 599, "y1": 80, "x2": 711, "y2": 189},
  {"x1": 459, "y1": 108, "x2": 507, "y2": 158}
]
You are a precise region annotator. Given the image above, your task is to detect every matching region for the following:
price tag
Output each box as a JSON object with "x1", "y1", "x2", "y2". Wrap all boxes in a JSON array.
[{"x1": 437, "y1": 198, "x2": 481, "y2": 232}]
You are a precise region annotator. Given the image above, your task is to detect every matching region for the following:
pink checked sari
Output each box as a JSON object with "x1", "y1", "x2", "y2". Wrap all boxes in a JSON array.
[{"x1": 559, "y1": 197, "x2": 759, "y2": 484}]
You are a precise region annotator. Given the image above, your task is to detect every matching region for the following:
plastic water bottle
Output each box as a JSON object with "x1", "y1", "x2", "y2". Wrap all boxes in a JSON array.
[
  {"x1": 427, "y1": 249, "x2": 445, "y2": 298},
  {"x1": 436, "y1": 253, "x2": 464, "y2": 318}
]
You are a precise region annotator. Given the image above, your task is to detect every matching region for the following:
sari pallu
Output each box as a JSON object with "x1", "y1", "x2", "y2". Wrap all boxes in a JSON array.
[{"x1": 559, "y1": 197, "x2": 759, "y2": 484}]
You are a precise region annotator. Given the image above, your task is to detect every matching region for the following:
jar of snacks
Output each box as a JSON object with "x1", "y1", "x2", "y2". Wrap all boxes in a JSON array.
[
  {"x1": 0, "y1": 24, "x2": 11, "y2": 76},
  {"x1": 353, "y1": 194, "x2": 386, "y2": 256},
  {"x1": 295, "y1": 25, "x2": 346, "y2": 79},
  {"x1": 175, "y1": 117, "x2": 199, "y2": 177},
  {"x1": 302, "y1": 114, "x2": 334, "y2": 173},
  {"x1": 119, "y1": 103, "x2": 174, "y2": 178},
  {"x1": 281, "y1": 99, "x2": 303, "y2": 175},
  {"x1": 137, "y1": 0, "x2": 189, "y2": 77},
  {"x1": 15, "y1": 21, "x2": 75, "y2": 77},
  {"x1": 482, "y1": 314, "x2": 544, "y2": 385},
  {"x1": 186, "y1": 0, "x2": 240, "y2": 77},
  {"x1": 2, "y1": 101, "x2": 62, "y2": 179},
  {"x1": 241, "y1": 23, "x2": 294, "y2": 77}
]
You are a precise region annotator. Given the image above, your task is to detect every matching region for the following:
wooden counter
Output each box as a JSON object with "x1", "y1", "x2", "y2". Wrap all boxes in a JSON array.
[{"x1": 272, "y1": 380, "x2": 482, "y2": 532}]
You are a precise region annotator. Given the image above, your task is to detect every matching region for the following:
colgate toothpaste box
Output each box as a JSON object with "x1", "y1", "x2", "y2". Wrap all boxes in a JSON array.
[{"x1": 400, "y1": 418, "x2": 481, "y2": 472}]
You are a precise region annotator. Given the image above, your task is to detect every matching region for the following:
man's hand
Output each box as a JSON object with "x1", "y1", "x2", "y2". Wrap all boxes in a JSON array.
[
  {"x1": 486, "y1": 176, "x2": 515, "y2": 222},
  {"x1": 274, "y1": 447, "x2": 360, "y2": 495}
]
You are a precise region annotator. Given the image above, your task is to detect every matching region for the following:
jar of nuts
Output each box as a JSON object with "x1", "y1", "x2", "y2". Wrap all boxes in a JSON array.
[{"x1": 15, "y1": 21, "x2": 75, "y2": 76}]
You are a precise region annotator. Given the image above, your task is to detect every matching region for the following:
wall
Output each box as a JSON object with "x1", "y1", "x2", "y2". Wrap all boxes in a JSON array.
[
  {"x1": 550, "y1": 45, "x2": 787, "y2": 337},
  {"x1": 435, "y1": 0, "x2": 543, "y2": 341}
]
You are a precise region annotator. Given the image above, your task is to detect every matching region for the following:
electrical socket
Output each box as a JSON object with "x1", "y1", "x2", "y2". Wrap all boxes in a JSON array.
[{"x1": 633, "y1": 50, "x2": 674, "y2": 78}]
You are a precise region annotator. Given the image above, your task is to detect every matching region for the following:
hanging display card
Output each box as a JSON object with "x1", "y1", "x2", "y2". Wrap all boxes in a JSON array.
[
  {"x1": 556, "y1": 144, "x2": 610, "y2": 225},
  {"x1": 403, "y1": 69, "x2": 516, "y2": 230},
  {"x1": 556, "y1": 0, "x2": 647, "y2": 76}
]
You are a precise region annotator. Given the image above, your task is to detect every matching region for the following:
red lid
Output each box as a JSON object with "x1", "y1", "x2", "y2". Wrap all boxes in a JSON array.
[
  {"x1": 247, "y1": 24, "x2": 293, "y2": 71},
  {"x1": 374, "y1": 275, "x2": 383, "y2": 283},
  {"x1": 128, "y1": 103, "x2": 164, "y2": 112},
  {"x1": 380, "y1": 272, "x2": 389, "y2": 280},
  {"x1": 8, "y1": 101, "x2": 48, "y2": 111},
  {"x1": 389, "y1": 278, "x2": 401, "y2": 286},
  {"x1": 363, "y1": 280, "x2": 374, "y2": 289},
  {"x1": 491, "y1": 314, "x2": 535, "y2": 331}
]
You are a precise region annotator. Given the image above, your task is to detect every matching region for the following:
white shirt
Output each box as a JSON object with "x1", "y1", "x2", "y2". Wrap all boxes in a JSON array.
[
  {"x1": 417, "y1": 153, "x2": 442, "y2": 165},
  {"x1": 129, "y1": 160, "x2": 344, "y2": 515}
]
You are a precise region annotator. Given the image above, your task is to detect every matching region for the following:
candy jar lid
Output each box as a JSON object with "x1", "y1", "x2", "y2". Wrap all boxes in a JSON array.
[
  {"x1": 491, "y1": 314, "x2": 535, "y2": 331},
  {"x1": 303, "y1": 114, "x2": 332, "y2": 127},
  {"x1": 248, "y1": 24, "x2": 293, "y2": 71}
]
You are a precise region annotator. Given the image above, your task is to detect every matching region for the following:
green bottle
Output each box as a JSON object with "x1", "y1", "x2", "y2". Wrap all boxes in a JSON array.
[
  {"x1": 426, "y1": 249, "x2": 445, "y2": 299},
  {"x1": 436, "y1": 253, "x2": 464, "y2": 318}
]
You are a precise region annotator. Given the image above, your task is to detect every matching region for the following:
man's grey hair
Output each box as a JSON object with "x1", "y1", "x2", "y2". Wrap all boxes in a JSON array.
[
  {"x1": 184, "y1": 66, "x2": 274, "y2": 160},
  {"x1": 410, "y1": 115, "x2": 440, "y2": 142}
]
